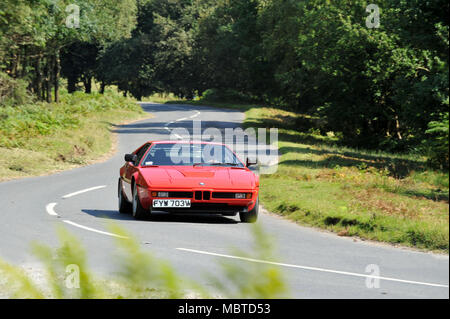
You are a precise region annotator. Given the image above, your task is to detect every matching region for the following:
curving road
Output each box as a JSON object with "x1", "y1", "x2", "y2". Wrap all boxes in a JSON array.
[{"x1": 0, "y1": 103, "x2": 448, "y2": 298}]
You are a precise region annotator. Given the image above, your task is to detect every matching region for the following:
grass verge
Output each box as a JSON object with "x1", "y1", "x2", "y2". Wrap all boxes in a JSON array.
[
  {"x1": 0, "y1": 89, "x2": 148, "y2": 181},
  {"x1": 160, "y1": 97, "x2": 449, "y2": 252}
]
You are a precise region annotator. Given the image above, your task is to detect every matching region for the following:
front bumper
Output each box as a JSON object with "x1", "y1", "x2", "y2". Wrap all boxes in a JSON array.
[{"x1": 137, "y1": 186, "x2": 258, "y2": 213}]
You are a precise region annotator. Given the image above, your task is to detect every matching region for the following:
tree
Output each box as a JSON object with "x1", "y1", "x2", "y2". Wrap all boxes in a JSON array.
[
  {"x1": 195, "y1": 0, "x2": 270, "y2": 98},
  {"x1": 1, "y1": 0, "x2": 137, "y2": 101},
  {"x1": 260, "y1": 0, "x2": 449, "y2": 150}
]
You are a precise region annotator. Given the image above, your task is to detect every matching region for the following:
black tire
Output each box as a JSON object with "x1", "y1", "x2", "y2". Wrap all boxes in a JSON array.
[
  {"x1": 239, "y1": 196, "x2": 259, "y2": 223},
  {"x1": 118, "y1": 178, "x2": 132, "y2": 214},
  {"x1": 132, "y1": 182, "x2": 149, "y2": 220}
]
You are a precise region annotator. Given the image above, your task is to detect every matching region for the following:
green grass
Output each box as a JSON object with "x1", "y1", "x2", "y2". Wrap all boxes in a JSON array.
[
  {"x1": 0, "y1": 88, "x2": 148, "y2": 181},
  {"x1": 160, "y1": 97, "x2": 449, "y2": 252}
]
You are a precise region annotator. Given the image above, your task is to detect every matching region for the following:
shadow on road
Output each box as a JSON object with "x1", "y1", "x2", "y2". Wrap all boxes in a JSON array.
[{"x1": 81, "y1": 209, "x2": 239, "y2": 224}]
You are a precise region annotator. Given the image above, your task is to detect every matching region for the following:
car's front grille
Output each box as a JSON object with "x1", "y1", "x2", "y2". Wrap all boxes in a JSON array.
[
  {"x1": 162, "y1": 191, "x2": 240, "y2": 200},
  {"x1": 168, "y1": 191, "x2": 193, "y2": 198}
]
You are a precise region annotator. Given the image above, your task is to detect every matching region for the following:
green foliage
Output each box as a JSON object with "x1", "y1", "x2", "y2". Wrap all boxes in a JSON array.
[
  {"x1": 98, "y1": 0, "x2": 201, "y2": 99},
  {"x1": 96, "y1": 0, "x2": 448, "y2": 163},
  {"x1": 426, "y1": 113, "x2": 449, "y2": 169},
  {"x1": 2, "y1": 0, "x2": 448, "y2": 163},
  {"x1": 0, "y1": 88, "x2": 146, "y2": 181},
  {"x1": 97, "y1": 35, "x2": 158, "y2": 100},
  {"x1": 0, "y1": 227, "x2": 102, "y2": 298},
  {"x1": 4, "y1": 0, "x2": 444, "y2": 164},
  {"x1": 200, "y1": 88, "x2": 258, "y2": 103},
  {"x1": 260, "y1": 0, "x2": 449, "y2": 151},
  {"x1": 0, "y1": 224, "x2": 289, "y2": 299},
  {"x1": 1, "y1": 0, "x2": 137, "y2": 101},
  {"x1": 208, "y1": 225, "x2": 288, "y2": 298},
  {"x1": 0, "y1": 89, "x2": 141, "y2": 148},
  {"x1": 0, "y1": 71, "x2": 31, "y2": 106}
]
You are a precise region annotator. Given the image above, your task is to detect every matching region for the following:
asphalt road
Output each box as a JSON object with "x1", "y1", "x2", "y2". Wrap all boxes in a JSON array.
[{"x1": 0, "y1": 103, "x2": 448, "y2": 298}]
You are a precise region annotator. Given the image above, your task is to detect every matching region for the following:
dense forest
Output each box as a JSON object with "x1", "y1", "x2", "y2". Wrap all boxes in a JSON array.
[{"x1": 1, "y1": 0, "x2": 448, "y2": 168}]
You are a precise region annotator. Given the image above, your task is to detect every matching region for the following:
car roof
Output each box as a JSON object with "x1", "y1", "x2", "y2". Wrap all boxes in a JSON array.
[{"x1": 149, "y1": 140, "x2": 226, "y2": 146}]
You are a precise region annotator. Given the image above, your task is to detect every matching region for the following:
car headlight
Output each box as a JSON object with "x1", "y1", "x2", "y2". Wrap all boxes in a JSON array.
[{"x1": 235, "y1": 193, "x2": 251, "y2": 199}]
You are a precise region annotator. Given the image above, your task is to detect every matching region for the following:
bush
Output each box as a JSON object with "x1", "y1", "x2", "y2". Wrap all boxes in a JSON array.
[
  {"x1": 425, "y1": 113, "x2": 449, "y2": 169},
  {"x1": 0, "y1": 89, "x2": 142, "y2": 148},
  {"x1": 201, "y1": 89, "x2": 257, "y2": 104},
  {"x1": 0, "y1": 72, "x2": 31, "y2": 106}
]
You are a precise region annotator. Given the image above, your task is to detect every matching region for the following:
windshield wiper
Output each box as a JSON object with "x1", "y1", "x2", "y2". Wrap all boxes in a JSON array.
[
  {"x1": 193, "y1": 163, "x2": 207, "y2": 166},
  {"x1": 193, "y1": 162, "x2": 240, "y2": 167}
]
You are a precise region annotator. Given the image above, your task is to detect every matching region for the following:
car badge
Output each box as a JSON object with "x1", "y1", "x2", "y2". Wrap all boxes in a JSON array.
[{"x1": 199, "y1": 182, "x2": 205, "y2": 186}]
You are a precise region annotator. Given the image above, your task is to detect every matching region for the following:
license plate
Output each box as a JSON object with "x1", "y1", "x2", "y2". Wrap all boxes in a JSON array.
[{"x1": 153, "y1": 199, "x2": 191, "y2": 208}]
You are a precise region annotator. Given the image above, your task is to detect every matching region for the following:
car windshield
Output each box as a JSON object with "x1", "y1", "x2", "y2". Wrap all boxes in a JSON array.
[{"x1": 142, "y1": 143, "x2": 244, "y2": 167}]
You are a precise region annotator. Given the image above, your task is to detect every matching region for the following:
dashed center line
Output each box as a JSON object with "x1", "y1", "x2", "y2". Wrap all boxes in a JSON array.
[
  {"x1": 45, "y1": 185, "x2": 125, "y2": 239},
  {"x1": 62, "y1": 185, "x2": 106, "y2": 199},
  {"x1": 45, "y1": 203, "x2": 58, "y2": 216},
  {"x1": 164, "y1": 109, "x2": 201, "y2": 139},
  {"x1": 62, "y1": 220, "x2": 128, "y2": 239},
  {"x1": 176, "y1": 247, "x2": 449, "y2": 289}
]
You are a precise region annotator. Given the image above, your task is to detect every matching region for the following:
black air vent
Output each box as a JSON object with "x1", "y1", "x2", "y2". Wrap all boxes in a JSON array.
[
  {"x1": 168, "y1": 192, "x2": 193, "y2": 198},
  {"x1": 212, "y1": 192, "x2": 235, "y2": 199}
]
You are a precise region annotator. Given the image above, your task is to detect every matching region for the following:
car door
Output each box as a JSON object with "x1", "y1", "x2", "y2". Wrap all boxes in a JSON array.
[{"x1": 123, "y1": 143, "x2": 151, "y2": 199}]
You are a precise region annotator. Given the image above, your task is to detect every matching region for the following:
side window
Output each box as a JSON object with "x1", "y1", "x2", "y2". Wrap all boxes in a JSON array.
[{"x1": 134, "y1": 143, "x2": 150, "y2": 165}]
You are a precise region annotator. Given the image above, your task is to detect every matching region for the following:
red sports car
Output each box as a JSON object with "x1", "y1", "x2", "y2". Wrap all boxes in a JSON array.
[{"x1": 118, "y1": 141, "x2": 259, "y2": 222}]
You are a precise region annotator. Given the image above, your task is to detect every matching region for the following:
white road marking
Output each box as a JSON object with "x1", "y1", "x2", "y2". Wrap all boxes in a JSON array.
[
  {"x1": 190, "y1": 110, "x2": 201, "y2": 119},
  {"x1": 45, "y1": 203, "x2": 58, "y2": 216},
  {"x1": 164, "y1": 109, "x2": 201, "y2": 140},
  {"x1": 62, "y1": 220, "x2": 128, "y2": 239},
  {"x1": 62, "y1": 185, "x2": 107, "y2": 199},
  {"x1": 176, "y1": 248, "x2": 449, "y2": 289}
]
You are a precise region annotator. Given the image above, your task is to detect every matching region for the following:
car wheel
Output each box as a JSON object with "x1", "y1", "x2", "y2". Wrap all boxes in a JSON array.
[
  {"x1": 132, "y1": 182, "x2": 148, "y2": 220},
  {"x1": 118, "y1": 178, "x2": 132, "y2": 214},
  {"x1": 239, "y1": 196, "x2": 259, "y2": 223}
]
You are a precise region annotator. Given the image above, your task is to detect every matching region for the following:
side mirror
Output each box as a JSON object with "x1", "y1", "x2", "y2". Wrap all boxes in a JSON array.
[
  {"x1": 124, "y1": 154, "x2": 138, "y2": 165},
  {"x1": 246, "y1": 157, "x2": 258, "y2": 167}
]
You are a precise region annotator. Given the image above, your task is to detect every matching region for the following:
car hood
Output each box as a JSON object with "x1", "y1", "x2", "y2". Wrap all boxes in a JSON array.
[{"x1": 141, "y1": 166, "x2": 257, "y2": 189}]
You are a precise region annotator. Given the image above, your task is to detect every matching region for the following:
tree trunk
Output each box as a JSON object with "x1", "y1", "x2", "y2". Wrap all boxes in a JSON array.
[
  {"x1": 83, "y1": 76, "x2": 92, "y2": 93},
  {"x1": 54, "y1": 51, "x2": 60, "y2": 103},
  {"x1": 395, "y1": 115, "x2": 402, "y2": 140},
  {"x1": 67, "y1": 75, "x2": 77, "y2": 93},
  {"x1": 44, "y1": 56, "x2": 52, "y2": 103},
  {"x1": 33, "y1": 55, "x2": 43, "y2": 99},
  {"x1": 46, "y1": 81, "x2": 52, "y2": 103},
  {"x1": 11, "y1": 53, "x2": 19, "y2": 78},
  {"x1": 20, "y1": 47, "x2": 27, "y2": 78},
  {"x1": 100, "y1": 81, "x2": 106, "y2": 94}
]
